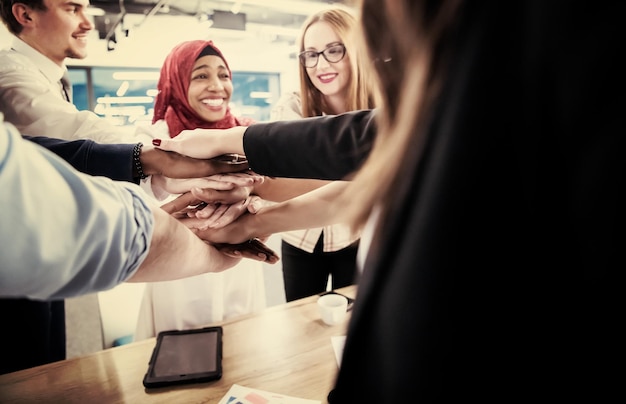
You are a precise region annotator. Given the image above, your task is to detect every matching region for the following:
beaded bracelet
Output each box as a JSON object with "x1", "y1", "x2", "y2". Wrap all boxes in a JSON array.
[{"x1": 133, "y1": 142, "x2": 148, "y2": 180}]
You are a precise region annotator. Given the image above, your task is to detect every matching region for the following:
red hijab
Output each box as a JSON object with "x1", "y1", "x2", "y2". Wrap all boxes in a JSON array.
[{"x1": 152, "y1": 40, "x2": 255, "y2": 137}]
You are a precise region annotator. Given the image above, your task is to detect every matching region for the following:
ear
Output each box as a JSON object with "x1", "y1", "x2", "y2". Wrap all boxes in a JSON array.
[{"x1": 12, "y1": 3, "x2": 34, "y2": 26}]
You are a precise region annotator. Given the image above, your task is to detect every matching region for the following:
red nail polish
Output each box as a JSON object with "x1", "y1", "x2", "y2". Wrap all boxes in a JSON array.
[{"x1": 152, "y1": 139, "x2": 161, "y2": 146}]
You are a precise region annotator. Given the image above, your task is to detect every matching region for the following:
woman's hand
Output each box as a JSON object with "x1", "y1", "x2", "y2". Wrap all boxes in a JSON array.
[
  {"x1": 164, "y1": 198, "x2": 261, "y2": 244},
  {"x1": 212, "y1": 238, "x2": 279, "y2": 264},
  {"x1": 246, "y1": 195, "x2": 277, "y2": 214},
  {"x1": 160, "y1": 190, "x2": 278, "y2": 264},
  {"x1": 161, "y1": 185, "x2": 255, "y2": 229},
  {"x1": 152, "y1": 126, "x2": 247, "y2": 159},
  {"x1": 152, "y1": 172, "x2": 263, "y2": 200},
  {"x1": 193, "y1": 196, "x2": 252, "y2": 229}
]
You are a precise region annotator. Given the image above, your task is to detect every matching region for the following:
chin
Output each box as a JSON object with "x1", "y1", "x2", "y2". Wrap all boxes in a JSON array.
[
  {"x1": 203, "y1": 112, "x2": 226, "y2": 122},
  {"x1": 66, "y1": 50, "x2": 87, "y2": 60}
]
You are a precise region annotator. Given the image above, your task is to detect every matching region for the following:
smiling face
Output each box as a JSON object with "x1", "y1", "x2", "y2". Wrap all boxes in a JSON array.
[
  {"x1": 302, "y1": 20, "x2": 352, "y2": 111},
  {"x1": 23, "y1": 0, "x2": 93, "y2": 66},
  {"x1": 187, "y1": 55, "x2": 233, "y2": 123}
]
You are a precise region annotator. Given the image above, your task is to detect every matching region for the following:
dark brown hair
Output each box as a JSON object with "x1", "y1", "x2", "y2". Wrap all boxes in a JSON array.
[{"x1": 0, "y1": 0, "x2": 46, "y2": 35}]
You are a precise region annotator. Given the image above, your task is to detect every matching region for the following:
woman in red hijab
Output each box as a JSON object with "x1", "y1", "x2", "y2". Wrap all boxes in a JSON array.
[
  {"x1": 152, "y1": 40, "x2": 254, "y2": 137},
  {"x1": 134, "y1": 40, "x2": 267, "y2": 341}
]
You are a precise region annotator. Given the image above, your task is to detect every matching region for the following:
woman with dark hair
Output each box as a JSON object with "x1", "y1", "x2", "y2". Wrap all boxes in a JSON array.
[{"x1": 155, "y1": 1, "x2": 624, "y2": 401}]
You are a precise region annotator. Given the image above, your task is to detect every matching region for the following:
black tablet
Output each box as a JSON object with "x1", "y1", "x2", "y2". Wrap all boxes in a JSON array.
[{"x1": 143, "y1": 326, "x2": 223, "y2": 388}]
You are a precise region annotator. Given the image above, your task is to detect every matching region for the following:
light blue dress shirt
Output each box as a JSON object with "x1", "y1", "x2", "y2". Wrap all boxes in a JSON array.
[{"x1": 0, "y1": 116, "x2": 154, "y2": 300}]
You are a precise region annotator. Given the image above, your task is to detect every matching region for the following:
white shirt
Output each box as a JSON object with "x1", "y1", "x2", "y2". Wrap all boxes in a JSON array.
[
  {"x1": 270, "y1": 91, "x2": 360, "y2": 253},
  {"x1": 0, "y1": 37, "x2": 133, "y2": 143},
  {"x1": 133, "y1": 120, "x2": 267, "y2": 340},
  {"x1": 0, "y1": 116, "x2": 153, "y2": 300}
]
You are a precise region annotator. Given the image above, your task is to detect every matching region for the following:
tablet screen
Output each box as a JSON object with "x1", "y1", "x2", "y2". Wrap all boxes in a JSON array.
[{"x1": 143, "y1": 327, "x2": 222, "y2": 388}]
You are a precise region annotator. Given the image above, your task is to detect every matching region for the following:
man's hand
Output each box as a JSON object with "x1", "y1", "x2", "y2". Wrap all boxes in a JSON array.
[
  {"x1": 139, "y1": 142, "x2": 249, "y2": 178},
  {"x1": 212, "y1": 238, "x2": 279, "y2": 264}
]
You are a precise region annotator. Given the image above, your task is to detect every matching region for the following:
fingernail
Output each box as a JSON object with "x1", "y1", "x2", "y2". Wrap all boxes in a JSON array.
[{"x1": 152, "y1": 139, "x2": 161, "y2": 146}]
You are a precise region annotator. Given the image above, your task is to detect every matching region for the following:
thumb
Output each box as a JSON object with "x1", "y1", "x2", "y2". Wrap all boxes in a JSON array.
[
  {"x1": 159, "y1": 192, "x2": 200, "y2": 214},
  {"x1": 247, "y1": 195, "x2": 275, "y2": 214}
]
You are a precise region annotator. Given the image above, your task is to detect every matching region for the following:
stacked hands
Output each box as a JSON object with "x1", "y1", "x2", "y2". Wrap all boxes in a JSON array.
[{"x1": 150, "y1": 131, "x2": 278, "y2": 263}]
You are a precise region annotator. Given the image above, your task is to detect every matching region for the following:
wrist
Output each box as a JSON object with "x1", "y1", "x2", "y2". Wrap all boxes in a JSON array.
[
  {"x1": 246, "y1": 211, "x2": 265, "y2": 240},
  {"x1": 138, "y1": 143, "x2": 160, "y2": 176},
  {"x1": 247, "y1": 200, "x2": 286, "y2": 237},
  {"x1": 222, "y1": 127, "x2": 246, "y2": 155},
  {"x1": 133, "y1": 143, "x2": 148, "y2": 180}
]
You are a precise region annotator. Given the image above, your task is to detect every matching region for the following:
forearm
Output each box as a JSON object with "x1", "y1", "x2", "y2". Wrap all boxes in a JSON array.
[
  {"x1": 189, "y1": 126, "x2": 246, "y2": 158},
  {"x1": 2, "y1": 126, "x2": 151, "y2": 299},
  {"x1": 24, "y1": 135, "x2": 136, "y2": 182},
  {"x1": 128, "y1": 204, "x2": 235, "y2": 282},
  {"x1": 249, "y1": 181, "x2": 349, "y2": 235},
  {"x1": 254, "y1": 177, "x2": 330, "y2": 202}
]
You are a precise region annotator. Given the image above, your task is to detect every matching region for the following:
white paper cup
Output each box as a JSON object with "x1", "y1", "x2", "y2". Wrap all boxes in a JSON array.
[{"x1": 317, "y1": 294, "x2": 348, "y2": 326}]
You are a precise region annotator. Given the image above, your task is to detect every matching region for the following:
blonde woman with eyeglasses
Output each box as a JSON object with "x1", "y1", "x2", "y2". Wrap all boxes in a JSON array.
[{"x1": 269, "y1": 8, "x2": 376, "y2": 302}]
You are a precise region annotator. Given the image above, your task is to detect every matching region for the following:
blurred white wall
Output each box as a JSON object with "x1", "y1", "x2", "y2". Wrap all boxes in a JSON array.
[{"x1": 1, "y1": 14, "x2": 300, "y2": 93}]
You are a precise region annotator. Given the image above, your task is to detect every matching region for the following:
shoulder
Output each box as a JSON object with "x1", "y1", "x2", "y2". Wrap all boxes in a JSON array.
[
  {"x1": 134, "y1": 119, "x2": 170, "y2": 141},
  {"x1": 0, "y1": 50, "x2": 39, "y2": 75},
  {"x1": 236, "y1": 116, "x2": 256, "y2": 127},
  {"x1": 276, "y1": 91, "x2": 301, "y2": 109},
  {"x1": 270, "y1": 91, "x2": 303, "y2": 121}
]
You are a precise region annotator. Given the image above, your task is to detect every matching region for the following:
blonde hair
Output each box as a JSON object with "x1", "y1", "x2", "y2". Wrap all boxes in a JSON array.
[{"x1": 297, "y1": 8, "x2": 375, "y2": 117}]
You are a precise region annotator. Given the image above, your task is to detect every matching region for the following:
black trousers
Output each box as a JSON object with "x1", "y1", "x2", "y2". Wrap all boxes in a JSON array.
[
  {"x1": 281, "y1": 234, "x2": 359, "y2": 302},
  {"x1": 0, "y1": 298, "x2": 66, "y2": 374}
]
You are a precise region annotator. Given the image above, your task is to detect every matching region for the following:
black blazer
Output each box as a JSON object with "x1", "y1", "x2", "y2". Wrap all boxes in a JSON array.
[
  {"x1": 243, "y1": 1, "x2": 625, "y2": 401},
  {"x1": 244, "y1": 109, "x2": 376, "y2": 180}
]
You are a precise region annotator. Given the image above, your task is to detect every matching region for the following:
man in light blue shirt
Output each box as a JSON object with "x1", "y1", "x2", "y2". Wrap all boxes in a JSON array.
[{"x1": 0, "y1": 116, "x2": 249, "y2": 301}]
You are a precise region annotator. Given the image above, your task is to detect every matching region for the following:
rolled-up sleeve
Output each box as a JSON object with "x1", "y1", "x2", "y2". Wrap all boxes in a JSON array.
[{"x1": 0, "y1": 120, "x2": 154, "y2": 300}]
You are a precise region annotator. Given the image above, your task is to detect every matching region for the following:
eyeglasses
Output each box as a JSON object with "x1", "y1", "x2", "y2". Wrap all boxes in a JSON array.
[{"x1": 298, "y1": 43, "x2": 346, "y2": 68}]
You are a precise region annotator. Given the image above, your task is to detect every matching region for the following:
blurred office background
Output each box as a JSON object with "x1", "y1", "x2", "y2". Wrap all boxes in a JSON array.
[{"x1": 0, "y1": 0, "x2": 352, "y2": 357}]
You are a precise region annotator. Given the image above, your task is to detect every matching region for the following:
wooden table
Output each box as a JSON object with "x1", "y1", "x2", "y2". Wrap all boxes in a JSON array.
[{"x1": 0, "y1": 286, "x2": 356, "y2": 403}]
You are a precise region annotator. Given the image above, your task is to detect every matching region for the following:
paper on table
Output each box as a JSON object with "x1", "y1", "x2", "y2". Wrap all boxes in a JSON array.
[
  {"x1": 331, "y1": 336, "x2": 346, "y2": 367},
  {"x1": 218, "y1": 384, "x2": 321, "y2": 404}
]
